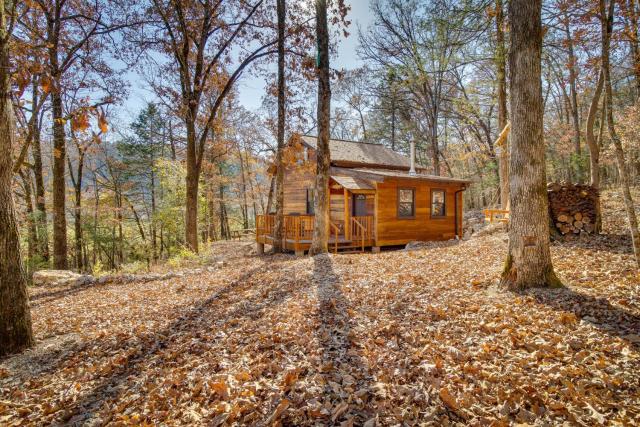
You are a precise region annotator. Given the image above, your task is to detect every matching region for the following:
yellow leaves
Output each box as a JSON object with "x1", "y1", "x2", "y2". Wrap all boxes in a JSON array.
[{"x1": 52, "y1": 148, "x2": 62, "y2": 159}]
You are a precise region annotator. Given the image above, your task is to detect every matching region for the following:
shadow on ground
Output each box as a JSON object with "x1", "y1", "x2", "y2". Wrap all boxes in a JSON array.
[{"x1": 312, "y1": 254, "x2": 375, "y2": 424}]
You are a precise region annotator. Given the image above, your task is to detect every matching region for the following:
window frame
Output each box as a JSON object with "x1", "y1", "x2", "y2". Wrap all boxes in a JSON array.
[
  {"x1": 397, "y1": 187, "x2": 416, "y2": 219},
  {"x1": 306, "y1": 187, "x2": 315, "y2": 215},
  {"x1": 430, "y1": 188, "x2": 447, "y2": 218}
]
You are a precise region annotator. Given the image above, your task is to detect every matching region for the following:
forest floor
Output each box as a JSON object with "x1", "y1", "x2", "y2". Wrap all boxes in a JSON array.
[{"x1": 1, "y1": 190, "x2": 639, "y2": 426}]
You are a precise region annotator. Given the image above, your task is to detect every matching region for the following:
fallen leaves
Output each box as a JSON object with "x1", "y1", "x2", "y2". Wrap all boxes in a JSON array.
[{"x1": 0, "y1": 213, "x2": 639, "y2": 425}]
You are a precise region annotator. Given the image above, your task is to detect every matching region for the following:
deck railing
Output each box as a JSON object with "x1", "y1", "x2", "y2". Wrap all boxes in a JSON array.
[
  {"x1": 256, "y1": 214, "x2": 373, "y2": 253},
  {"x1": 351, "y1": 216, "x2": 373, "y2": 252}
]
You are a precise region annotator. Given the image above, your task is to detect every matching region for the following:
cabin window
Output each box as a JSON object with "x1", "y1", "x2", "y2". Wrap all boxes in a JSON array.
[
  {"x1": 431, "y1": 189, "x2": 446, "y2": 217},
  {"x1": 397, "y1": 188, "x2": 415, "y2": 218},
  {"x1": 306, "y1": 188, "x2": 315, "y2": 215}
]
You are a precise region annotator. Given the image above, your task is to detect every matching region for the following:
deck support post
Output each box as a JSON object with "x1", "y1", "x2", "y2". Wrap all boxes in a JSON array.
[
  {"x1": 256, "y1": 242, "x2": 264, "y2": 255},
  {"x1": 295, "y1": 249, "x2": 305, "y2": 257},
  {"x1": 372, "y1": 246, "x2": 381, "y2": 253}
]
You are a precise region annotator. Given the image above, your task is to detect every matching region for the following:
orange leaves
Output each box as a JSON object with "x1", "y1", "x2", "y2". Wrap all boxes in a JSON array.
[
  {"x1": 68, "y1": 107, "x2": 108, "y2": 138},
  {"x1": 98, "y1": 112, "x2": 108, "y2": 133},
  {"x1": 439, "y1": 387, "x2": 459, "y2": 412},
  {"x1": 40, "y1": 75, "x2": 53, "y2": 94},
  {"x1": 2, "y1": 214, "x2": 640, "y2": 425},
  {"x1": 71, "y1": 110, "x2": 90, "y2": 132}
]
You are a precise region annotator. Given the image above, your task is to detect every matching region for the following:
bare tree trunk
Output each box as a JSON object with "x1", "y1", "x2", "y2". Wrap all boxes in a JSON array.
[
  {"x1": 266, "y1": 174, "x2": 276, "y2": 214},
  {"x1": 496, "y1": 0, "x2": 509, "y2": 209},
  {"x1": 585, "y1": 70, "x2": 604, "y2": 232},
  {"x1": 30, "y1": 79, "x2": 49, "y2": 262},
  {"x1": 273, "y1": 0, "x2": 286, "y2": 253},
  {"x1": 207, "y1": 188, "x2": 217, "y2": 241},
  {"x1": 51, "y1": 89, "x2": 68, "y2": 269},
  {"x1": 601, "y1": 0, "x2": 640, "y2": 267},
  {"x1": 73, "y1": 154, "x2": 84, "y2": 272},
  {"x1": 185, "y1": 119, "x2": 199, "y2": 252},
  {"x1": 626, "y1": 0, "x2": 640, "y2": 99},
  {"x1": 150, "y1": 170, "x2": 157, "y2": 261},
  {"x1": 238, "y1": 145, "x2": 250, "y2": 230},
  {"x1": 501, "y1": 0, "x2": 561, "y2": 290},
  {"x1": 564, "y1": 17, "x2": 583, "y2": 181},
  {"x1": 310, "y1": 0, "x2": 331, "y2": 255},
  {"x1": 19, "y1": 171, "x2": 37, "y2": 269},
  {"x1": 0, "y1": 1, "x2": 34, "y2": 355}
]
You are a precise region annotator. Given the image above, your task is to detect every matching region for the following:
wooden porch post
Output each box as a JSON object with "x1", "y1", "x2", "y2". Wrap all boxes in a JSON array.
[{"x1": 343, "y1": 188, "x2": 350, "y2": 240}]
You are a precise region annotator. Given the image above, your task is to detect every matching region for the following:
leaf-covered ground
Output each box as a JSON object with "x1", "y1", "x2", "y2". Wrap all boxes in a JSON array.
[{"x1": 2, "y1": 194, "x2": 639, "y2": 426}]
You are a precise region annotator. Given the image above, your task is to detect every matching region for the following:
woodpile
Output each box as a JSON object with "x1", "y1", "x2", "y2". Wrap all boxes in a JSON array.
[{"x1": 547, "y1": 183, "x2": 599, "y2": 236}]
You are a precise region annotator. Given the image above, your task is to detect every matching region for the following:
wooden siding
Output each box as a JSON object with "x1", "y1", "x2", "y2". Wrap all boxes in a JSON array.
[
  {"x1": 375, "y1": 178, "x2": 464, "y2": 246},
  {"x1": 283, "y1": 163, "x2": 316, "y2": 215}
]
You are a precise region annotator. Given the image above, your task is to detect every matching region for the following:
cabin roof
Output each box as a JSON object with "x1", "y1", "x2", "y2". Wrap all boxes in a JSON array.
[
  {"x1": 300, "y1": 135, "x2": 417, "y2": 169},
  {"x1": 331, "y1": 175, "x2": 375, "y2": 190},
  {"x1": 329, "y1": 166, "x2": 471, "y2": 185},
  {"x1": 354, "y1": 168, "x2": 472, "y2": 184}
]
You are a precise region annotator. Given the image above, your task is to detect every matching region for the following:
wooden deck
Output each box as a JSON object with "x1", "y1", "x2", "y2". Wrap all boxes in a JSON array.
[{"x1": 256, "y1": 214, "x2": 374, "y2": 255}]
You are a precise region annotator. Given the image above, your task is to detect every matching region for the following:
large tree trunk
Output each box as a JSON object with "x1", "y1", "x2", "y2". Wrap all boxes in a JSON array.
[
  {"x1": 501, "y1": 0, "x2": 561, "y2": 290},
  {"x1": 585, "y1": 70, "x2": 604, "y2": 232},
  {"x1": 185, "y1": 118, "x2": 200, "y2": 252},
  {"x1": 601, "y1": 0, "x2": 640, "y2": 267},
  {"x1": 310, "y1": 0, "x2": 331, "y2": 255},
  {"x1": 51, "y1": 88, "x2": 68, "y2": 269},
  {"x1": 30, "y1": 79, "x2": 49, "y2": 262},
  {"x1": 0, "y1": 1, "x2": 34, "y2": 355},
  {"x1": 496, "y1": 0, "x2": 509, "y2": 209},
  {"x1": 273, "y1": 0, "x2": 286, "y2": 253}
]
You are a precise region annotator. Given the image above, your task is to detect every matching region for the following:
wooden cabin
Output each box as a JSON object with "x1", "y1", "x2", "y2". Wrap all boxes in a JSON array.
[{"x1": 256, "y1": 135, "x2": 470, "y2": 255}]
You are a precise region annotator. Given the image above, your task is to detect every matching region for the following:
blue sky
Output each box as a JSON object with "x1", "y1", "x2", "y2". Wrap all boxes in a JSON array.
[{"x1": 120, "y1": 0, "x2": 374, "y2": 119}]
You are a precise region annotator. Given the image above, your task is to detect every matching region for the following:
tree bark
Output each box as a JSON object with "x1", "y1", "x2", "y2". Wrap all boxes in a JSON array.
[
  {"x1": 626, "y1": 0, "x2": 640, "y2": 99},
  {"x1": 601, "y1": 0, "x2": 640, "y2": 267},
  {"x1": 30, "y1": 78, "x2": 49, "y2": 262},
  {"x1": 273, "y1": 0, "x2": 286, "y2": 253},
  {"x1": 19, "y1": 171, "x2": 37, "y2": 268},
  {"x1": 0, "y1": 0, "x2": 34, "y2": 355},
  {"x1": 564, "y1": 17, "x2": 583, "y2": 181},
  {"x1": 310, "y1": 0, "x2": 331, "y2": 255},
  {"x1": 496, "y1": 0, "x2": 509, "y2": 209},
  {"x1": 585, "y1": 69, "x2": 604, "y2": 232},
  {"x1": 501, "y1": 0, "x2": 561, "y2": 290},
  {"x1": 51, "y1": 88, "x2": 68, "y2": 269},
  {"x1": 72, "y1": 151, "x2": 85, "y2": 271},
  {"x1": 185, "y1": 117, "x2": 200, "y2": 252}
]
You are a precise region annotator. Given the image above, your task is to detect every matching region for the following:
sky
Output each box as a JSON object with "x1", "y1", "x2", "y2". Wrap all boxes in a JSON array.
[{"x1": 121, "y1": 0, "x2": 375, "y2": 119}]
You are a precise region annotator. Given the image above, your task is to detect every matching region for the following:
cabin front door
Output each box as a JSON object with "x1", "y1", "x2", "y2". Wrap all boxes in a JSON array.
[{"x1": 353, "y1": 194, "x2": 367, "y2": 217}]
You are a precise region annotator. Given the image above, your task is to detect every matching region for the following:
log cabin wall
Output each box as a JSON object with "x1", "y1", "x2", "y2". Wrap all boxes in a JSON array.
[
  {"x1": 374, "y1": 178, "x2": 464, "y2": 246},
  {"x1": 282, "y1": 161, "x2": 316, "y2": 215}
]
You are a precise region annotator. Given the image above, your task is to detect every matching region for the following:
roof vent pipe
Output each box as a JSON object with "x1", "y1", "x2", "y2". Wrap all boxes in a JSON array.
[{"x1": 409, "y1": 140, "x2": 416, "y2": 175}]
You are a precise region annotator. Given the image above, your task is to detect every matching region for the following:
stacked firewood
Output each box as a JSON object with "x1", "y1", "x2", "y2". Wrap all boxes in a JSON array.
[{"x1": 548, "y1": 183, "x2": 599, "y2": 235}]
